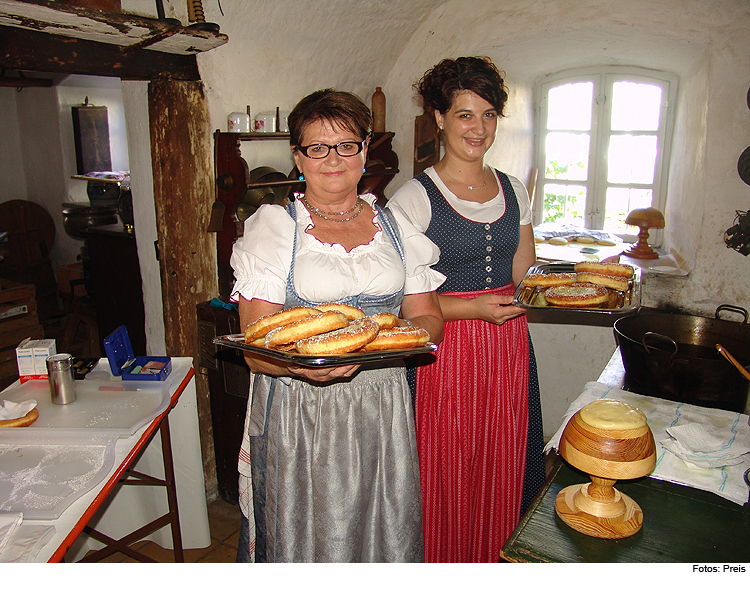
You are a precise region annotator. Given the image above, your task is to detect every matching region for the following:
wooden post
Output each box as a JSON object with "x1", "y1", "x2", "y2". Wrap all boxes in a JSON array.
[{"x1": 148, "y1": 79, "x2": 218, "y2": 497}]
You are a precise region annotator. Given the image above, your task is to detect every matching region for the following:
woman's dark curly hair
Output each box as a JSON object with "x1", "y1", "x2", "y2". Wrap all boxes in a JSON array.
[
  {"x1": 288, "y1": 89, "x2": 372, "y2": 148},
  {"x1": 415, "y1": 56, "x2": 508, "y2": 117}
]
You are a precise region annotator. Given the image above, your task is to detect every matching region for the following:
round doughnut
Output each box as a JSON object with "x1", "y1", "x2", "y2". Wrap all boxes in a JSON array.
[
  {"x1": 368, "y1": 312, "x2": 400, "y2": 330},
  {"x1": 522, "y1": 272, "x2": 577, "y2": 288},
  {"x1": 575, "y1": 271, "x2": 629, "y2": 291},
  {"x1": 574, "y1": 261, "x2": 634, "y2": 278},
  {"x1": 544, "y1": 283, "x2": 610, "y2": 308},
  {"x1": 548, "y1": 236, "x2": 568, "y2": 245},
  {"x1": 295, "y1": 317, "x2": 380, "y2": 355},
  {"x1": 361, "y1": 326, "x2": 431, "y2": 351},
  {"x1": 245, "y1": 306, "x2": 321, "y2": 342},
  {"x1": 0, "y1": 407, "x2": 39, "y2": 428},
  {"x1": 314, "y1": 303, "x2": 365, "y2": 320},
  {"x1": 264, "y1": 311, "x2": 349, "y2": 348}
]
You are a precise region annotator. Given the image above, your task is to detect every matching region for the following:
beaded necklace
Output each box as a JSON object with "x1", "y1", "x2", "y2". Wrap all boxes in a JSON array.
[{"x1": 300, "y1": 194, "x2": 364, "y2": 223}]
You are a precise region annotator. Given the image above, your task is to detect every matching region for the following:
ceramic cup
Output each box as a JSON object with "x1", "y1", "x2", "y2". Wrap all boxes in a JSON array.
[
  {"x1": 227, "y1": 112, "x2": 250, "y2": 133},
  {"x1": 254, "y1": 112, "x2": 276, "y2": 133}
]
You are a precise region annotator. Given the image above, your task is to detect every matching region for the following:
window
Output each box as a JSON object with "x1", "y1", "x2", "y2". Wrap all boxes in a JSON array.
[{"x1": 535, "y1": 67, "x2": 677, "y2": 242}]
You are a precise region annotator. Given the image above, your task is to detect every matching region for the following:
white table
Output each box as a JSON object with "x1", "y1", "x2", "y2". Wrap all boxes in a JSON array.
[{"x1": 1, "y1": 357, "x2": 210, "y2": 562}]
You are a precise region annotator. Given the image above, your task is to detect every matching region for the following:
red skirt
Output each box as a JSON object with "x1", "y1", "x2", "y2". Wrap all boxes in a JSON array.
[{"x1": 415, "y1": 284, "x2": 530, "y2": 562}]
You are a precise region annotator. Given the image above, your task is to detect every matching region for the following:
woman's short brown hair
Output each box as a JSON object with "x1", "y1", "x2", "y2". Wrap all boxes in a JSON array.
[
  {"x1": 415, "y1": 56, "x2": 508, "y2": 117},
  {"x1": 288, "y1": 89, "x2": 372, "y2": 147}
]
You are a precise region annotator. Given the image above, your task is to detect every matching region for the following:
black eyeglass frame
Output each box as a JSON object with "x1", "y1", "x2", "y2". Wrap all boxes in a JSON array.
[{"x1": 295, "y1": 139, "x2": 367, "y2": 159}]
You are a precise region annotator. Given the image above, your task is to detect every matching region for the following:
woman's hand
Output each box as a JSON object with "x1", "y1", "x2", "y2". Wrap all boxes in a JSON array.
[
  {"x1": 467, "y1": 293, "x2": 526, "y2": 326},
  {"x1": 437, "y1": 292, "x2": 525, "y2": 325},
  {"x1": 288, "y1": 363, "x2": 361, "y2": 383}
]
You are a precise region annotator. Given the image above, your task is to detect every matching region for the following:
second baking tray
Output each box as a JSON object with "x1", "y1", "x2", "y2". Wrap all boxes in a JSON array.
[
  {"x1": 214, "y1": 334, "x2": 438, "y2": 367},
  {"x1": 513, "y1": 262, "x2": 641, "y2": 315}
]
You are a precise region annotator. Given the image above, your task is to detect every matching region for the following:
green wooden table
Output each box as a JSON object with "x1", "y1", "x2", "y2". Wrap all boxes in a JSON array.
[{"x1": 501, "y1": 457, "x2": 750, "y2": 563}]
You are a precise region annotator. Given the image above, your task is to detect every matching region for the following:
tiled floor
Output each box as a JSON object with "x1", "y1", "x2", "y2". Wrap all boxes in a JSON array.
[{"x1": 90, "y1": 498, "x2": 242, "y2": 563}]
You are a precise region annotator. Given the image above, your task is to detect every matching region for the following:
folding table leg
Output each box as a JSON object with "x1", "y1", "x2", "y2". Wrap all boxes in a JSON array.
[{"x1": 159, "y1": 415, "x2": 184, "y2": 562}]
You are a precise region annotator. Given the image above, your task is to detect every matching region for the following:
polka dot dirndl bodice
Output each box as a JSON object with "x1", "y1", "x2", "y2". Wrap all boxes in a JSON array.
[{"x1": 415, "y1": 169, "x2": 520, "y2": 293}]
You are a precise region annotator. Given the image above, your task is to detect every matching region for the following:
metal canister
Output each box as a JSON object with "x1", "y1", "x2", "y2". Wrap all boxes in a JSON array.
[{"x1": 46, "y1": 353, "x2": 77, "y2": 405}]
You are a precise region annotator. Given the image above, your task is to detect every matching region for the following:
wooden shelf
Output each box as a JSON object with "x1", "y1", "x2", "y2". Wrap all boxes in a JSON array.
[{"x1": 0, "y1": 0, "x2": 228, "y2": 55}]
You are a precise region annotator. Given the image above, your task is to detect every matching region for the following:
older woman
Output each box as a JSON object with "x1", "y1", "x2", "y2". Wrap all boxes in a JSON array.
[
  {"x1": 229, "y1": 89, "x2": 444, "y2": 562},
  {"x1": 388, "y1": 57, "x2": 546, "y2": 562}
]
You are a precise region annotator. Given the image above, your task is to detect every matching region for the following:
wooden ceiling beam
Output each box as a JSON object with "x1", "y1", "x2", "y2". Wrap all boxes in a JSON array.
[{"x1": 0, "y1": 25, "x2": 200, "y2": 81}]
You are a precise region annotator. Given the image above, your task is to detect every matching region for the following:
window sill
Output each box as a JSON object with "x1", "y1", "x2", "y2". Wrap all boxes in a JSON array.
[{"x1": 536, "y1": 242, "x2": 690, "y2": 277}]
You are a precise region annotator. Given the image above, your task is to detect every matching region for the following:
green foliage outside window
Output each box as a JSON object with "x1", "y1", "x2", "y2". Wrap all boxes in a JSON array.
[{"x1": 543, "y1": 159, "x2": 584, "y2": 223}]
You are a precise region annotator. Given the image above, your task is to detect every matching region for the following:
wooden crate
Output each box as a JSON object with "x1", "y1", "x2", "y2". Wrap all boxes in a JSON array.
[
  {"x1": 0, "y1": 277, "x2": 35, "y2": 306},
  {"x1": 0, "y1": 278, "x2": 44, "y2": 361},
  {"x1": 1, "y1": 278, "x2": 40, "y2": 335},
  {"x1": 0, "y1": 347, "x2": 19, "y2": 382}
]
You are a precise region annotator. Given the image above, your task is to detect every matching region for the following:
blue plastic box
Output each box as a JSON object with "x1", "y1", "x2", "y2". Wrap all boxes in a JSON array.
[{"x1": 103, "y1": 325, "x2": 172, "y2": 381}]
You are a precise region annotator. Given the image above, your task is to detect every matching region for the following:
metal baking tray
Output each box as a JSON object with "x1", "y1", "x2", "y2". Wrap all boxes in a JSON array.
[
  {"x1": 513, "y1": 262, "x2": 641, "y2": 315},
  {"x1": 214, "y1": 334, "x2": 438, "y2": 367}
]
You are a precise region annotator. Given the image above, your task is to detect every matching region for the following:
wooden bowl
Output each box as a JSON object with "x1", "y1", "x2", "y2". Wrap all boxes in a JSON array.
[{"x1": 559, "y1": 409, "x2": 656, "y2": 480}]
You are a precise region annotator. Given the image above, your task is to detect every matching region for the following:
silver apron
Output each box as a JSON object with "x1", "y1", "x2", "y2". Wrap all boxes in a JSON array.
[{"x1": 247, "y1": 201, "x2": 423, "y2": 562}]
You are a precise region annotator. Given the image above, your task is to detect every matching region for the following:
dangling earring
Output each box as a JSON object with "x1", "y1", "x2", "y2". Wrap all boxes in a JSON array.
[
  {"x1": 363, "y1": 167, "x2": 367, "y2": 173},
  {"x1": 298, "y1": 174, "x2": 305, "y2": 181}
]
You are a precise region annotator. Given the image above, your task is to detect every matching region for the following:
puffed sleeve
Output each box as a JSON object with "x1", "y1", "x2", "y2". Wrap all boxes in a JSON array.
[
  {"x1": 387, "y1": 177, "x2": 432, "y2": 233},
  {"x1": 508, "y1": 174, "x2": 533, "y2": 226},
  {"x1": 385, "y1": 199, "x2": 445, "y2": 296},
  {"x1": 229, "y1": 204, "x2": 296, "y2": 304}
]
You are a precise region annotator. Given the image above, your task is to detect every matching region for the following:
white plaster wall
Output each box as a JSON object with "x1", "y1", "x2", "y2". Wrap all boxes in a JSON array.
[
  {"x1": 14, "y1": 86, "x2": 67, "y2": 266},
  {"x1": 194, "y1": 0, "x2": 445, "y2": 158},
  {"x1": 121, "y1": 81, "x2": 166, "y2": 356}
]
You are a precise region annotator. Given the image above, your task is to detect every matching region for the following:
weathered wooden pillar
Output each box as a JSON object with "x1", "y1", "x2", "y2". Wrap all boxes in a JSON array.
[{"x1": 148, "y1": 80, "x2": 218, "y2": 500}]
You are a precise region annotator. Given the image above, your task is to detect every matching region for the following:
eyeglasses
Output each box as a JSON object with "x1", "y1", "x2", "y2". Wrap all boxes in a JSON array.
[{"x1": 296, "y1": 140, "x2": 366, "y2": 159}]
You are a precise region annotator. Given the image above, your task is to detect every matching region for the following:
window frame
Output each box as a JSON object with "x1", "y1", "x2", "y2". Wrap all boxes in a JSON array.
[{"x1": 534, "y1": 66, "x2": 678, "y2": 245}]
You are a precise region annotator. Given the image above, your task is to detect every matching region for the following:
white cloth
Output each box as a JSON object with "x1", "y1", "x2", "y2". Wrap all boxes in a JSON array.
[
  {"x1": 229, "y1": 193, "x2": 445, "y2": 305},
  {"x1": 0, "y1": 513, "x2": 55, "y2": 563},
  {"x1": 0, "y1": 399, "x2": 36, "y2": 421},
  {"x1": 662, "y1": 423, "x2": 750, "y2": 469},
  {"x1": 546, "y1": 381, "x2": 750, "y2": 505},
  {"x1": 0, "y1": 512, "x2": 22, "y2": 553},
  {"x1": 386, "y1": 166, "x2": 533, "y2": 231}
]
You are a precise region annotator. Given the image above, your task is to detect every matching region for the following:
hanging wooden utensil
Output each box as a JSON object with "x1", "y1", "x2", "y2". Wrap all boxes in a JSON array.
[{"x1": 716, "y1": 344, "x2": 750, "y2": 381}]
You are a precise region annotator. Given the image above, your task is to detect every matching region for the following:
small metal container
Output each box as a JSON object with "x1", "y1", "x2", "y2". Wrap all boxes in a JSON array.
[{"x1": 47, "y1": 353, "x2": 77, "y2": 405}]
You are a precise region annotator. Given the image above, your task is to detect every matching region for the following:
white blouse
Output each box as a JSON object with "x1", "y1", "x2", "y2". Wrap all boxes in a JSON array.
[
  {"x1": 230, "y1": 193, "x2": 445, "y2": 305},
  {"x1": 387, "y1": 166, "x2": 532, "y2": 232}
]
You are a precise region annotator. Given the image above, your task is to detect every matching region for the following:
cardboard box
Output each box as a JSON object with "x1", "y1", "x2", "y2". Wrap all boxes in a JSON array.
[
  {"x1": 32, "y1": 339, "x2": 57, "y2": 373},
  {"x1": 16, "y1": 338, "x2": 57, "y2": 379},
  {"x1": 15, "y1": 338, "x2": 35, "y2": 376}
]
